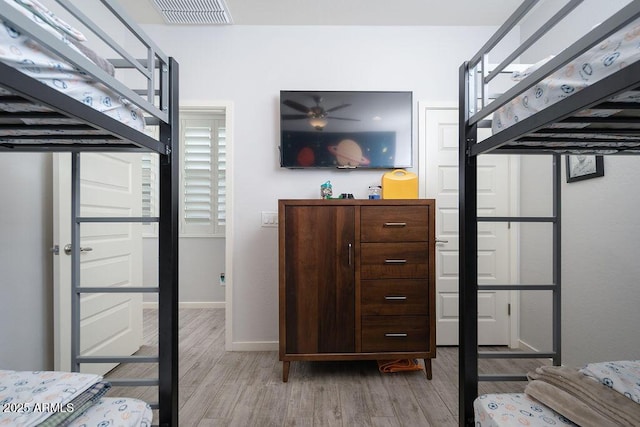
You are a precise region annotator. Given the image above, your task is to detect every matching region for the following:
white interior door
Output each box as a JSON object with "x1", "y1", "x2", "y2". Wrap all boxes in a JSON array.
[
  {"x1": 420, "y1": 107, "x2": 513, "y2": 346},
  {"x1": 53, "y1": 152, "x2": 143, "y2": 375}
]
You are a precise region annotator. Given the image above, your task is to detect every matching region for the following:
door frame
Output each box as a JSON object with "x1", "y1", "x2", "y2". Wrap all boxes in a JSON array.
[
  {"x1": 52, "y1": 153, "x2": 70, "y2": 371},
  {"x1": 417, "y1": 102, "x2": 521, "y2": 348}
]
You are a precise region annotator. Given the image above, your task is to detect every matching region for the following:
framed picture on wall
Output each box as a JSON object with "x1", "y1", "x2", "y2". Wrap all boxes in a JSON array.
[{"x1": 566, "y1": 155, "x2": 604, "y2": 183}]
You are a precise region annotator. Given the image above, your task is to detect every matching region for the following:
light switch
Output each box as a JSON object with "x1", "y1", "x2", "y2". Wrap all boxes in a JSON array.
[{"x1": 261, "y1": 211, "x2": 278, "y2": 227}]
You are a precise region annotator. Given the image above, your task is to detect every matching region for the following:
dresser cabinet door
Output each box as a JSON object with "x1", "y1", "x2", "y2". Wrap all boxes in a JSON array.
[{"x1": 283, "y1": 205, "x2": 356, "y2": 354}]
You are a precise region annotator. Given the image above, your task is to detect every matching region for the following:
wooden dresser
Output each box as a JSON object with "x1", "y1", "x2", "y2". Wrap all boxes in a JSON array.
[{"x1": 278, "y1": 199, "x2": 435, "y2": 382}]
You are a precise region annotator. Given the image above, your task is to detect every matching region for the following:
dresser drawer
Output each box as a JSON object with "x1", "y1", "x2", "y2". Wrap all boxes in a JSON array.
[
  {"x1": 361, "y1": 206, "x2": 429, "y2": 242},
  {"x1": 361, "y1": 279, "x2": 428, "y2": 315},
  {"x1": 360, "y1": 242, "x2": 428, "y2": 279},
  {"x1": 361, "y1": 316, "x2": 429, "y2": 352}
]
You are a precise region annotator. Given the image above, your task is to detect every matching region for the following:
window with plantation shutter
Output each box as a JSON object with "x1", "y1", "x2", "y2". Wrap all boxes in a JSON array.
[
  {"x1": 181, "y1": 111, "x2": 226, "y2": 236},
  {"x1": 141, "y1": 110, "x2": 226, "y2": 237}
]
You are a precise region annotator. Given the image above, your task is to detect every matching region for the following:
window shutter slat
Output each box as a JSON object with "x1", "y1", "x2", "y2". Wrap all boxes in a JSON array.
[
  {"x1": 176, "y1": 112, "x2": 227, "y2": 236},
  {"x1": 183, "y1": 122, "x2": 213, "y2": 233},
  {"x1": 141, "y1": 112, "x2": 226, "y2": 237}
]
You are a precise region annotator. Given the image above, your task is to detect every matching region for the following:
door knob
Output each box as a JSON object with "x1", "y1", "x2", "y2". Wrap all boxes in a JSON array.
[{"x1": 63, "y1": 244, "x2": 93, "y2": 255}]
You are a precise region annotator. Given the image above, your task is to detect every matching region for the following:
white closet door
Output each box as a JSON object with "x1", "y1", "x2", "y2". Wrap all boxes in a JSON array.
[
  {"x1": 53, "y1": 153, "x2": 143, "y2": 374},
  {"x1": 421, "y1": 107, "x2": 513, "y2": 346}
]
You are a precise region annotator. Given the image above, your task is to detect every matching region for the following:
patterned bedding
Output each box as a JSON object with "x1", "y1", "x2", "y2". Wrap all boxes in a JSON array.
[
  {"x1": 0, "y1": 370, "x2": 151, "y2": 427},
  {"x1": 0, "y1": 0, "x2": 146, "y2": 132},
  {"x1": 66, "y1": 397, "x2": 152, "y2": 427},
  {"x1": 492, "y1": 16, "x2": 640, "y2": 134},
  {"x1": 0, "y1": 369, "x2": 103, "y2": 426},
  {"x1": 475, "y1": 360, "x2": 640, "y2": 426},
  {"x1": 474, "y1": 393, "x2": 577, "y2": 427},
  {"x1": 580, "y1": 360, "x2": 640, "y2": 404}
]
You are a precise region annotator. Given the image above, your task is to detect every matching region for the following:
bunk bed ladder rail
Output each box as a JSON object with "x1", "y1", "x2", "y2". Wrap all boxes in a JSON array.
[
  {"x1": 157, "y1": 57, "x2": 180, "y2": 427},
  {"x1": 459, "y1": 59, "x2": 562, "y2": 426},
  {"x1": 459, "y1": 60, "x2": 478, "y2": 427},
  {"x1": 69, "y1": 57, "x2": 179, "y2": 427},
  {"x1": 476, "y1": 154, "x2": 562, "y2": 376},
  {"x1": 69, "y1": 152, "x2": 162, "y2": 407}
]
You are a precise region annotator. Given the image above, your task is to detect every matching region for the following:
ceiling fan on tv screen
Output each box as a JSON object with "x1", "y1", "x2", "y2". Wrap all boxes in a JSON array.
[{"x1": 281, "y1": 95, "x2": 360, "y2": 130}]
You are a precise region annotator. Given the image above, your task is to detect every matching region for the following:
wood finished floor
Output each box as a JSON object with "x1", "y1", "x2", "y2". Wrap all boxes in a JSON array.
[{"x1": 106, "y1": 309, "x2": 550, "y2": 426}]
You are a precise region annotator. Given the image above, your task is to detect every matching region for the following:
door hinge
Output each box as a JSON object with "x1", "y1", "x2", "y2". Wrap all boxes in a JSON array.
[{"x1": 507, "y1": 303, "x2": 511, "y2": 316}]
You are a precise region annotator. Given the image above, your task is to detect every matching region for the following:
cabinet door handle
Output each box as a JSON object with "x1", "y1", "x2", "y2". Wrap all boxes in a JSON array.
[
  {"x1": 385, "y1": 259, "x2": 407, "y2": 264},
  {"x1": 385, "y1": 333, "x2": 408, "y2": 338},
  {"x1": 348, "y1": 243, "x2": 352, "y2": 266},
  {"x1": 384, "y1": 296, "x2": 407, "y2": 301},
  {"x1": 384, "y1": 222, "x2": 407, "y2": 227}
]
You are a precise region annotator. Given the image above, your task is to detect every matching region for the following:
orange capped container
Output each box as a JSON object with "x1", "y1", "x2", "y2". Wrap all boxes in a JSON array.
[{"x1": 381, "y1": 169, "x2": 418, "y2": 199}]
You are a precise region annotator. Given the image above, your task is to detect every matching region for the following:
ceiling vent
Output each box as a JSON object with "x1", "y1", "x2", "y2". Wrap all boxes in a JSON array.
[{"x1": 150, "y1": 0, "x2": 233, "y2": 25}]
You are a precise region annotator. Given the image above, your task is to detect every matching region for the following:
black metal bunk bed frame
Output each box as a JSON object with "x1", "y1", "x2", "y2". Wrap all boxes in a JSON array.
[
  {"x1": 0, "y1": 1, "x2": 179, "y2": 426},
  {"x1": 459, "y1": 0, "x2": 640, "y2": 425}
]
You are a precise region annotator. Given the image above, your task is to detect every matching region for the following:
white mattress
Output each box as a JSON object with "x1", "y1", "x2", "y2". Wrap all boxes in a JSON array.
[
  {"x1": 492, "y1": 16, "x2": 640, "y2": 134},
  {"x1": 0, "y1": 0, "x2": 146, "y2": 132},
  {"x1": 474, "y1": 393, "x2": 578, "y2": 427}
]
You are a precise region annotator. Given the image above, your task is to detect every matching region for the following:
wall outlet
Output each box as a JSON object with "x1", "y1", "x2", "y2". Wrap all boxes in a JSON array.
[{"x1": 261, "y1": 211, "x2": 278, "y2": 227}]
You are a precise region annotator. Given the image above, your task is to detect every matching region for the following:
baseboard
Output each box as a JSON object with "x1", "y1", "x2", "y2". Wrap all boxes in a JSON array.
[
  {"x1": 230, "y1": 341, "x2": 279, "y2": 352},
  {"x1": 142, "y1": 301, "x2": 225, "y2": 310},
  {"x1": 518, "y1": 339, "x2": 539, "y2": 352}
]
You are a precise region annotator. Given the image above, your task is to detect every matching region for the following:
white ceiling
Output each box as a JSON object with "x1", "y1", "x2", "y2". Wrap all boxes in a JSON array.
[{"x1": 119, "y1": 0, "x2": 523, "y2": 26}]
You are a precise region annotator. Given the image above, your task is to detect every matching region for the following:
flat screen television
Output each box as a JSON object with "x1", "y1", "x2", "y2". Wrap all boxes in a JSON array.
[{"x1": 279, "y1": 91, "x2": 413, "y2": 168}]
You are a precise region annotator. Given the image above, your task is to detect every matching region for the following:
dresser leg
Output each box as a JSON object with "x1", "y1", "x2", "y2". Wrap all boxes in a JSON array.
[
  {"x1": 424, "y1": 358, "x2": 432, "y2": 380},
  {"x1": 283, "y1": 361, "x2": 290, "y2": 382}
]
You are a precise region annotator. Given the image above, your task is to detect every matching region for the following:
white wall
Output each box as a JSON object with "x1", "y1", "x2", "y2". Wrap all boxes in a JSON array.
[
  {"x1": 0, "y1": 154, "x2": 53, "y2": 370},
  {"x1": 518, "y1": 156, "x2": 554, "y2": 352},
  {"x1": 143, "y1": 237, "x2": 226, "y2": 304},
  {"x1": 518, "y1": 0, "x2": 640, "y2": 366},
  {"x1": 562, "y1": 158, "x2": 640, "y2": 365},
  {"x1": 140, "y1": 23, "x2": 509, "y2": 346}
]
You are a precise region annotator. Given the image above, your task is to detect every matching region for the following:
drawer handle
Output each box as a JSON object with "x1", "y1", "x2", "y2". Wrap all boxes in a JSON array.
[
  {"x1": 385, "y1": 333, "x2": 408, "y2": 338},
  {"x1": 384, "y1": 222, "x2": 407, "y2": 227},
  {"x1": 385, "y1": 259, "x2": 407, "y2": 264},
  {"x1": 384, "y1": 296, "x2": 407, "y2": 301}
]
